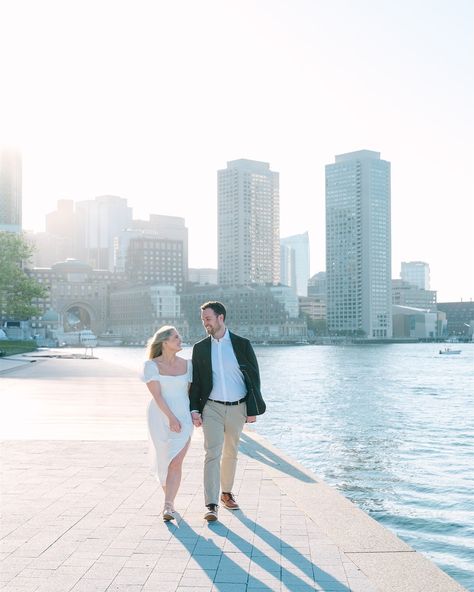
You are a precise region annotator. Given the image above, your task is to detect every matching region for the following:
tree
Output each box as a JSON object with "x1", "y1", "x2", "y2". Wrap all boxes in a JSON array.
[
  {"x1": 302, "y1": 313, "x2": 328, "y2": 336},
  {"x1": 0, "y1": 232, "x2": 46, "y2": 320}
]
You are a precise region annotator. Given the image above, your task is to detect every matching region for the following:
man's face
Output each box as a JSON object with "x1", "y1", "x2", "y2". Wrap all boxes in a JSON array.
[{"x1": 201, "y1": 308, "x2": 224, "y2": 336}]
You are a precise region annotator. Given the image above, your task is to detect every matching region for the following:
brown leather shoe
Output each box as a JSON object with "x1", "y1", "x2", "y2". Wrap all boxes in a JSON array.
[
  {"x1": 221, "y1": 492, "x2": 240, "y2": 510},
  {"x1": 204, "y1": 504, "x2": 218, "y2": 521}
]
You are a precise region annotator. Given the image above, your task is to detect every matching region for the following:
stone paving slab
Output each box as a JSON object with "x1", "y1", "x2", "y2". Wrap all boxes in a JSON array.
[
  {"x1": 0, "y1": 357, "x2": 468, "y2": 592},
  {"x1": 1, "y1": 438, "x2": 376, "y2": 592}
]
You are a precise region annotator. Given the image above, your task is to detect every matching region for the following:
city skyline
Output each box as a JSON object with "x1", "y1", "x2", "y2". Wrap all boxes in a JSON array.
[
  {"x1": 11, "y1": 152, "x2": 473, "y2": 304},
  {"x1": 1, "y1": 0, "x2": 472, "y2": 302}
]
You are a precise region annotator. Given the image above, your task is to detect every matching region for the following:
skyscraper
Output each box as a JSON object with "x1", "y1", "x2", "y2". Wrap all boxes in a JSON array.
[
  {"x1": 280, "y1": 232, "x2": 310, "y2": 296},
  {"x1": 0, "y1": 148, "x2": 22, "y2": 233},
  {"x1": 401, "y1": 261, "x2": 430, "y2": 290},
  {"x1": 75, "y1": 195, "x2": 132, "y2": 270},
  {"x1": 218, "y1": 159, "x2": 280, "y2": 286},
  {"x1": 280, "y1": 242, "x2": 296, "y2": 293},
  {"x1": 326, "y1": 150, "x2": 392, "y2": 338}
]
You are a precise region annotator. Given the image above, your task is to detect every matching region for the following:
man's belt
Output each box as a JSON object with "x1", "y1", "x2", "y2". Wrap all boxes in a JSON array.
[{"x1": 208, "y1": 397, "x2": 247, "y2": 406}]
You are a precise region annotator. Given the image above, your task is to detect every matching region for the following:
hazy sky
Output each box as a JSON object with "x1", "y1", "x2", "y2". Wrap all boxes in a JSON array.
[{"x1": 1, "y1": 0, "x2": 473, "y2": 301}]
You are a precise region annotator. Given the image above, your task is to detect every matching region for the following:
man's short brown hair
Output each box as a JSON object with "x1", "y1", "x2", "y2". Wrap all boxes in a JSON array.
[{"x1": 200, "y1": 301, "x2": 226, "y2": 320}]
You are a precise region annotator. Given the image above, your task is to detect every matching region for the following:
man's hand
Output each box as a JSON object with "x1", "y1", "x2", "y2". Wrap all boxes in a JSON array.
[
  {"x1": 246, "y1": 416, "x2": 256, "y2": 423},
  {"x1": 191, "y1": 412, "x2": 202, "y2": 427}
]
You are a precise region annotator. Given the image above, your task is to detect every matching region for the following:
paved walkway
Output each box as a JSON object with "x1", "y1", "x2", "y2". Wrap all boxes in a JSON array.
[{"x1": 0, "y1": 356, "x2": 467, "y2": 592}]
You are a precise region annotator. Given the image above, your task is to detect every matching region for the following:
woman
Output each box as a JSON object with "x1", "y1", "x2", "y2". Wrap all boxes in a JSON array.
[{"x1": 142, "y1": 326, "x2": 193, "y2": 521}]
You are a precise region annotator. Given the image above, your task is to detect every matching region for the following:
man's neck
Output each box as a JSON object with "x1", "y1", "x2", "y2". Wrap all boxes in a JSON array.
[{"x1": 213, "y1": 326, "x2": 227, "y2": 341}]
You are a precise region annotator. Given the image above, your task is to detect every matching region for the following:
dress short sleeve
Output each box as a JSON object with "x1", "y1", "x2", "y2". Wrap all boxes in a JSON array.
[
  {"x1": 186, "y1": 359, "x2": 193, "y2": 382},
  {"x1": 142, "y1": 360, "x2": 160, "y2": 383}
]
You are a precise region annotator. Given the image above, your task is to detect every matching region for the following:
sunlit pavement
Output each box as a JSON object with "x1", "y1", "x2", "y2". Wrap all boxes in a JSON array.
[{"x1": 0, "y1": 357, "x2": 467, "y2": 592}]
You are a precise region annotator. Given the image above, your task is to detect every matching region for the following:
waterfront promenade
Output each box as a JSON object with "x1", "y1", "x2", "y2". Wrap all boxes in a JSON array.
[{"x1": 0, "y1": 354, "x2": 467, "y2": 592}]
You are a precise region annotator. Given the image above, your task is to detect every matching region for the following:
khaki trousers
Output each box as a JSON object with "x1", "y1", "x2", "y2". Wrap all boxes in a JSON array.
[{"x1": 202, "y1": 400, "x2": 247, "y2": 506}]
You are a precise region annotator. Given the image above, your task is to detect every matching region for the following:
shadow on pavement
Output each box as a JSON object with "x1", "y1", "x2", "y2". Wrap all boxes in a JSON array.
[
  {"x1": 166, "y1": 517, "x2": 274, "y2": 590},
  {"x1": 167, "y1": 512, "x2": 349, "y2": 591},
  {"x1": 240, "y1": 432, "x2": 316, "y2": 483}
]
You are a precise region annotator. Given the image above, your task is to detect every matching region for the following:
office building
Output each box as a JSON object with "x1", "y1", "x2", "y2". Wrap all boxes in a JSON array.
[
  {"x1": 27, "y1": 230, "x2": 72, "y2": 268},
  {"x1": 392, "y1": 279, "x2": 437, "y2": 310},
  {"x1": 29, "y1": 199, "x2": 77, "y2": 266},
  {"x1": 437, "y1": 301, "x2": 474, "y2": 339},
  {"x1": 28, "y1": 259, "x2": 113, "y2": 338},
  {"x1": 132, "y1": 214, "x2": 188, "y2": 281},
  {"x1": 269, "y1": 285, "x2": 300, "y2": 318},
  {"x1": 299, "y1": 296, "x2": 327, "y2": 323},
  {"x1": 46, "y1": 199, "x2": 75, "y2": 238},
  {"x1": 108, "y1": 284, "x2": 185, "y2": 341},
  {"x1": 218, "y1": 159, "x2": 280, "y2": 286},
  {"x1": 188, "y1": 268, "x2": 218, "y2": 285},
  {"x1": 0, "y1": 147, "x2": 22, "y2": 233},
  {"x1": 401, "y1": 261, "x2": 430, "y2": 290},
  {"x1": 75, "y1": 195, "x2": 132, "y2": 270},
  {"x1": 280, "y1": 232, "x2": 310, "y2": 296},
  {"x1": 326, "y1": 150, "x2": 392, "y2": 338},
  {"x1": 392, "y1": 305, "x2": 446, "y2": 339},
  {"x1": 280, "y1": 242, "x2": 296, "y2": 293},
  {"x1": 120, "y1": 233, "x2": 185, "y2": 292},
  {"x1": 308, "y1": 271, "x2": 327, "y2": 301},
  {"x1": 181, "y1": 284, "x2": 307, "y2": 343}
]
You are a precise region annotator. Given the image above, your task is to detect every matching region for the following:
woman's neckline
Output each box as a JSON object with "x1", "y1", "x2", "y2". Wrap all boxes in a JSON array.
[{"x1": 151, "y1": 357, "x2": 188, "y2": 377}]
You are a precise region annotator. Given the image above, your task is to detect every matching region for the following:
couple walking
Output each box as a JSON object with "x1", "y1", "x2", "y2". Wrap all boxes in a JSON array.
[{"x1": 142, "y1": 300, "x2": 266, "y2": 522}]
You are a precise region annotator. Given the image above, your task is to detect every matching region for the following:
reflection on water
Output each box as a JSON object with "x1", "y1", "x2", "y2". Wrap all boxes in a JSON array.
[{"x1": 96, "y1": 342, "x2": 474, "y2": 591}]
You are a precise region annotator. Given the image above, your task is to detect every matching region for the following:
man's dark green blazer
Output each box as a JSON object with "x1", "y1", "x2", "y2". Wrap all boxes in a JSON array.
[{"x1": 189, "y1": 331, "x2": 266, "y2": 416}]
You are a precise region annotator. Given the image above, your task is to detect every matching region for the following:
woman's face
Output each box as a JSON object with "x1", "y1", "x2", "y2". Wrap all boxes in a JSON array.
[{"x1": 164, "y1": 330, "x2": 182, "y2": 352}]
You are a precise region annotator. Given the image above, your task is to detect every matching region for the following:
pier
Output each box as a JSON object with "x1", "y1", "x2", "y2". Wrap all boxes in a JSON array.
[{"x1": 0, "y1": 354, "x2": 467, "y2": 592}]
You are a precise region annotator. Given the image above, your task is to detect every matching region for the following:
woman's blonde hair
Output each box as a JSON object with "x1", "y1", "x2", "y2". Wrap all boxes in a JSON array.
[{"x1": 146, "y1": 325, "x2": 176, "y2": 359}]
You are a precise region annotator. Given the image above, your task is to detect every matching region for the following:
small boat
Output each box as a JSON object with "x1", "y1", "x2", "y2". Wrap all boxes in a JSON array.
[
  {"x1": 58, "y1": 330, "x2": 98, "y2": 347},
  {"x1": 439, "y1": 347, "x2": 461, "y2": 355},
  {"x1": 97, "y1": 335, "x2": 123, "y2": 346}
]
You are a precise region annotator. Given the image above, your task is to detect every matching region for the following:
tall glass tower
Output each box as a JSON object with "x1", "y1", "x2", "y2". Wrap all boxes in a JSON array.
[
  {"x1": 75, "y1": 195, "x2": 133, "y2": 271},
  {"x1": 325, "y1": 150, "x2": 392, "y2": 338},
  {"x1": 0, "y1": 148, "x2": 22, "y2": 233},
  {"x1": 280, "y1": 232, "x2": 310, "y2": 296},
  {"x1": 401, "y1": 261, "x2": 430, "y2": 290},
  {"x1": 218, "y1": 159, "x2": 280, "y2": 286}
]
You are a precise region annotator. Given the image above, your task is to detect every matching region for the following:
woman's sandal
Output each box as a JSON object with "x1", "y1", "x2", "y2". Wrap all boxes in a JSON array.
[{"x1": 162, "y1": 505, "x2": 176, "y2": 521}]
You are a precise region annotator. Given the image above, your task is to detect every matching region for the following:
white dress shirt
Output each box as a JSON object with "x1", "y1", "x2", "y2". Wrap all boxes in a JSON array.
[{"x1": 209, "y1": 329, "x2": 247, "y2": 402}]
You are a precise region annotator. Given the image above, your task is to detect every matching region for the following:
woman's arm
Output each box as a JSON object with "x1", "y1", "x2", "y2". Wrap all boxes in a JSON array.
[{"x1": 146, "y1": 381, "x2": 181, "y2": 432}]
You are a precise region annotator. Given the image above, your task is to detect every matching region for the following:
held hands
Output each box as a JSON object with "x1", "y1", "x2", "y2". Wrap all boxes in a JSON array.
[
  {"x1": 191, "y1": 412, "x2": 203, "y2": 427},
  {"x1": 169, "y1": 415, "x2": 182, "y2": 432}
]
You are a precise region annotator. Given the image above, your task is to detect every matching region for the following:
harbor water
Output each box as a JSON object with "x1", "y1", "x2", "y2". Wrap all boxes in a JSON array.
[{"x1": 95, "y1": 342, "x2": 474, "y2": 591}]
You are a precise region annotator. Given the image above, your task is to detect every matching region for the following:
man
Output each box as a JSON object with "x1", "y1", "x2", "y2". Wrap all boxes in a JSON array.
[{"x1": 190, "y1": 301, "x2": 266, "y2": 522}]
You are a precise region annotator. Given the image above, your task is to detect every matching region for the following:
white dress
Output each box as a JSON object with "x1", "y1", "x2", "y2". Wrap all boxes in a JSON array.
[{"x1": 142, "y1": 359, "x2": 193, "y2": 485}]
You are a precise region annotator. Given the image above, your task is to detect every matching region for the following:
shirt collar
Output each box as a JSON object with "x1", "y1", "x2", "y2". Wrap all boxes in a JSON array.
[{"x1": 211, "y1": 328, "x2": 230, "y2": 343}]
